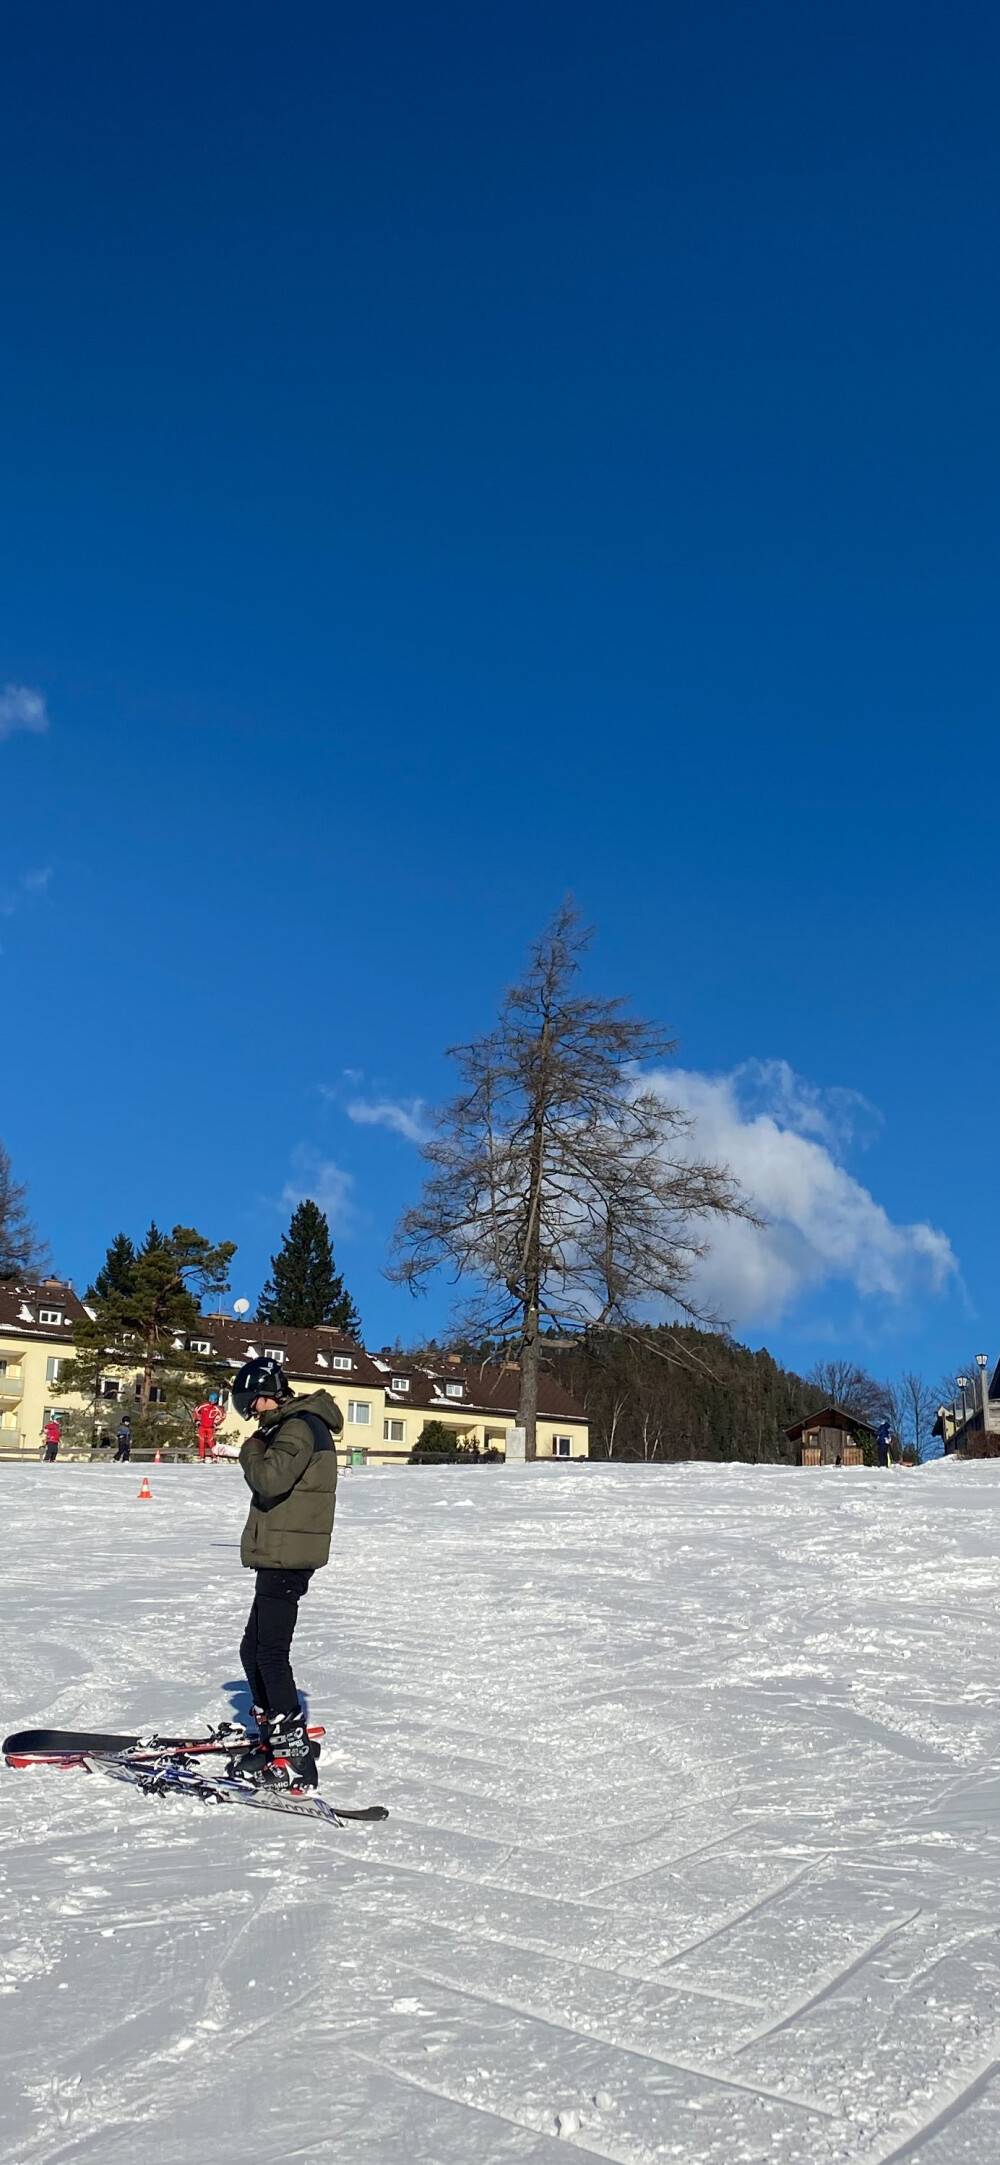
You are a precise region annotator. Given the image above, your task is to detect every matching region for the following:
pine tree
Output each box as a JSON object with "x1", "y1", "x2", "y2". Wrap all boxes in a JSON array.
[
  {"x1": 257, "y1": 1200, "x2": 361, "y2": 1336},
  {"x1": 89, "y1": 1232, "x2": 137, "y2": 1301},
  {"x1": 62, "y1": 1222, "x2": 236, "y2": 1449}
]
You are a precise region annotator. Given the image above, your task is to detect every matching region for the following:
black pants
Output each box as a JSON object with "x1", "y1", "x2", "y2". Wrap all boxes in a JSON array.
[
  {"x1": 114, "y1": 1442, "x2": 131, "y2": 1461},
  {"x1": 239, "y1": 1568, "x2": 313, "y2": 1717}
]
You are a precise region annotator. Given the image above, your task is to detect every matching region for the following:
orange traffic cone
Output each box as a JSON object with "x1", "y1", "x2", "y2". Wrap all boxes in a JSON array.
[
  {"x1": 137, "y1": 1476, "x2": 152, "y2": 1500},
  {"x1": 153, "y1": 1449, "x2": 161, "y2": 1463}
]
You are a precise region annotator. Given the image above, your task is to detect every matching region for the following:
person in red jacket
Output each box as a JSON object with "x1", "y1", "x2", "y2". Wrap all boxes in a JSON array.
[
  {"x1": 192, "y1": 1395, "x2": 224, "y2": 1461},
  {"x1": 42, "y1": 1418, "x2": 61, "y2": 1462}
]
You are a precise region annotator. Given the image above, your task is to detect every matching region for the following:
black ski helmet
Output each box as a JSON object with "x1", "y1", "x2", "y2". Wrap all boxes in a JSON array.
[{"x1": 232, "y1": 1355, "x2": 291, "y2": 1420}]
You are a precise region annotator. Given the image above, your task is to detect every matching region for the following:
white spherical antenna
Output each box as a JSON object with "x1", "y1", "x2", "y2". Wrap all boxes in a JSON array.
[{"x1": 233, "y1": 1298, "x2": 250, "y2": 1317}]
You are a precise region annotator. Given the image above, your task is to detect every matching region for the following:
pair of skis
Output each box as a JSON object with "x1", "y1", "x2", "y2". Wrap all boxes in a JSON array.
[{"x1": 2, "y1": 1725, "x2": 388, "y2": 1827}]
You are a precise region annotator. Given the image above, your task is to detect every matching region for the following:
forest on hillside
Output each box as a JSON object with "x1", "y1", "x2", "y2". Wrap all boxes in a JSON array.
[
  {"x1": 400, "y1": 1326, "x2": 942, "y2": 1464},
  {"x1": 548, "y1": 1326, "x2": 829, "y2": 1464}
]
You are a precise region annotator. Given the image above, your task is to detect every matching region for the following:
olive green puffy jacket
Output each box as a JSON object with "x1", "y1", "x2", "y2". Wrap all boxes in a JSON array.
[{"x1": 239, "y1": 1389, "x2": 341, "y2": 1571}]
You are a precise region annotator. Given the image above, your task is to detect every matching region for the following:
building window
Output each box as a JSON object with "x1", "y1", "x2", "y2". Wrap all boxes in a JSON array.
[
  {"x1": 100, "y1": 1378, "x2": 120, "y2": 1400},
  {"x1": 189, "y1": 1339, "x2": 212, "y2": 1356},
  {"x1": 347, "y1": 1400, "x2": 371, "y2": 1425},
  {"x1": 445, "y1": 1382, "x2": 463, "y2": 1399},
  {"x1": 554, "y1": 1435, "x2": 572, "y2": 1457},
  {"x1": 263, "y1": 1347, "x2": 285, "y2": 1363},
  {"x1": 390, "y1": 1377, "x2": 410, "y2": 1392},
  {"x1": 383, "y1": 1418, "x2": 405, "y2": 1443},
  {"x1": 38, "y1": 1308, "x2": 63, "y2": 1326},
  {"x1": 149, "y1": 1386, "x2": 166, "y2": 1405},
  {"x1": 43, "y1": 1406, "x2": 66, "y2": 1427},
  {"x1": 45, "y1": 1357, "x2": 62, "y2": 1383},
  {"x1": 333, "y1": 1355, "x2": 353, "y2": 1371},
  {"x1": 0, "y1": 1360, "x2": 22, "y2": 1380}
]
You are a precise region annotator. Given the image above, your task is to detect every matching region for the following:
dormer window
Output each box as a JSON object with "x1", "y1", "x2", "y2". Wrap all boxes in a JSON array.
[
  {"x1": 38, "y1": 1307, "x2": 62, "y2": 1327},
  {"x1": 445, "y1": 1381, "x2": 463, "y2": 1398},
  {"x1": 391, "y1": 1376, "x2": 410, "y2": 1392},
  {"x1": 332, "y1": 1355, "x2": 353, "y2": 1371},
  {"x1": 264, "y1": 1347, "x2": 285, "y2": 1363},
  {"x1": 189, "y1": 1338, "x2": 212, "y2": 1356}
]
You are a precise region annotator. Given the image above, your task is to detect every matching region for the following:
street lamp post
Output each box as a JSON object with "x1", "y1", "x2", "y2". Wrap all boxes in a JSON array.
[
  {"x1": 957, "y1": 1375, "x2": 970, "y2": 1434},
  {"x1": 977, "y1": 1352, "x2": 990, "y2": 1431}
]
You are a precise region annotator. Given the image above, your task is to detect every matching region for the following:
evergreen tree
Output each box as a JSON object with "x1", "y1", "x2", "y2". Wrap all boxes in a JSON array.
[
  {"x1": 62, "y1": 1222, "x2": 236, "y2": 1450},
  {"x1": 89, "y1": 1232, "x2": 137, "y2": 1301},
  {"x1": 257, "y1": 1200, "x2": 361, "y2": 1335},
  {"x1": 409, "y1": 1419, "x2": 471, "y2": 1462}
]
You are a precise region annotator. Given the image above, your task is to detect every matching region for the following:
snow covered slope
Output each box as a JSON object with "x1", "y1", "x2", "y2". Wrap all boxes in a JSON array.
[{"x1": 3, "y1": 1458, "x2": 1000, "y2": 2163}]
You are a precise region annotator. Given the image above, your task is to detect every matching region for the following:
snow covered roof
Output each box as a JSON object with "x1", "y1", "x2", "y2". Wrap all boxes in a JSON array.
[{"x1": 0, "y1": 1281, "x2": 89, "y2": 1342}]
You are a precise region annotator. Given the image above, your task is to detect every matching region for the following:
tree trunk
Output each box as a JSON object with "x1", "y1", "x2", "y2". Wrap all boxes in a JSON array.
[
  {"x1": 518, "y1": 1303, "x2": 539, "y2": 1461},
  {"x1": 140, "y1": 1336, "x2": 155, "y2": 1424}
]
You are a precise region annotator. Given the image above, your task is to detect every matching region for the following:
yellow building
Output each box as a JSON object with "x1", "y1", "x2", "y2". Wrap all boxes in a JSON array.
[
  {"x1": 0, "y1": 1279, "x2": 83, "y2": 1457},
  {"x1": 0, "y1": 1281, "x2": 589, "y2": 1464}
]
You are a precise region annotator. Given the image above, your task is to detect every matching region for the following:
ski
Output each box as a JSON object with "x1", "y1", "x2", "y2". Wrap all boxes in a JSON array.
[
  {"x1": 88, "y1": 1755, "x2": 389, "y2": 1825},
  {"x1": 3, "y1": 1728, "x2": 389, "y2": 1825},
  {"x1": 3, "y1": 1723, "x2": 324, "y2": 1765}
]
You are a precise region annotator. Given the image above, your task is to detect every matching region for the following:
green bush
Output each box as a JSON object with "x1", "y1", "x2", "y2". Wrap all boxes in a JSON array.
[{"x1": 409, "y1": 1419, "x2": 465, "y2": 1463}]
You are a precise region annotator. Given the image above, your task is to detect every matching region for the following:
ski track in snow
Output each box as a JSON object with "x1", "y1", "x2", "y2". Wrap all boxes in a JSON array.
[{"x1": 5, "y1": 1462, "x2": 1000, "y2": 2160}]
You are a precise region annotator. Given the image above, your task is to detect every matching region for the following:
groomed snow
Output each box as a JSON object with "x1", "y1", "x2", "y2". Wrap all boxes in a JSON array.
[{"x1": 4, "y1": 1458, "x2": 1000, "y2": 2162}]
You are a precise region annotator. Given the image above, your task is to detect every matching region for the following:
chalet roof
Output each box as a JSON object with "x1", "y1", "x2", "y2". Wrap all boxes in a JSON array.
[
  {"x1": 382, "y1": 1360, "x2": 587, "y2": 1425},
  {"x1": 190, "y1": 1316, "x2": 385, "y2": 1387},
  {"x1": 0, "y1": 1281, "x2": 90, "y2": 1340},
  {"x1": 785, "y1": 1403, "x2": 876, "y2": 1443},
  {"x1": 0, "y1": 1289, "x2": 588, "y2": 1424}
]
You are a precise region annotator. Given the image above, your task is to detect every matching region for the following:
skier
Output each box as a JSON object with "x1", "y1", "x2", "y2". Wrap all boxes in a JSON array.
[
  {"x1": 42, "y1": 1417, "x2": 61, "y2": 1462},
  {"x1": 114, "y1": 1415, "x2": 132, "y2": 1461},
  {"x1": 192, "y1": 1394, "x2": 224, "y2": 1461},
  {"x1": 228, "y1": 1355, "x2": 341, "y2": 1789},
  {"x1": 875, "y1": 1417, "x2": 893, "y2": 1469}
]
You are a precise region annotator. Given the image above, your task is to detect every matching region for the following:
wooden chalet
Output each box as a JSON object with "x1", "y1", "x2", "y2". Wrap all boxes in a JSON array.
[{"x1": 785, "y1": 1403, "x2": 874, "y2": 1468}]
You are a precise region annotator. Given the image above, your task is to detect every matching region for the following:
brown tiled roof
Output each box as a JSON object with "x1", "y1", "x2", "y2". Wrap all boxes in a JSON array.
[
  {"x1": 380, "y1": 1358, "x2": 586, "y2": 1425},
  {"x1": 0, "y1": 1281, "x2": 89, "y2": 1340},
  {"x1": 0, "y1": 1289, "x2": 588, "y2": 1423},
  {"x1": 194, "y1": 1316, "x2": 383, "y2": 1386}
]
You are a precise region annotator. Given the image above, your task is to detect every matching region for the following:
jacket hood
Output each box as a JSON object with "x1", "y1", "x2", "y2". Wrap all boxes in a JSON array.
[{"x1": 259, "y1": 1388, "x2": 343, "y2": 1433}]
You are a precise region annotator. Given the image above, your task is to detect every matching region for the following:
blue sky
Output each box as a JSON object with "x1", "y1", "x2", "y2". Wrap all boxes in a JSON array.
[{"x1": 1, "y1": 1, "x2": 996, "y2": 1386}]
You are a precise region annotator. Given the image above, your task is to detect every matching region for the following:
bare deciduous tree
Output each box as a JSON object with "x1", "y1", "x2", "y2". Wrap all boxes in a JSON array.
[
  {"x1": 0, "y1": 1139, "x2": 47, "y2": 1281},
  {"x1": 389, "y1": 904, "x2": 754, "y2": 1457},
  {"x1": 808, "y1": 1359, "x2": 889, "y2": 1424},
  {"x1": 895, "y1": 1371, "x2": 939, "y2": 1462}
]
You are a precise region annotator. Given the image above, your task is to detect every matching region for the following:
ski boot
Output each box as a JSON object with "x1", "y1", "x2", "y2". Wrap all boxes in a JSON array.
[
  {"x1": 263, "y1": 1712, "x2": 320, "y2": 1791},
  {"x1": 226, "y1": 1707, "x2": 275, "y2": 1783}
]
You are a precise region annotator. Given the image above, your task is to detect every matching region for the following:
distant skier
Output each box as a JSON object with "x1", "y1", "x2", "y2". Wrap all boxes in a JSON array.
[
  {"x1": 114, "y1": 1415, "x2": 132, "y2": 1462},
  {"x1": 875, "y1": 1418, "x2": 894, "y2": 1468},
  {"x1": 228, "y1": 1356, "x2": 341, "y2": 1790},
  {"x1": 192, "y1": 1394, "x2": 225, "y2": 1462},
  {"x1": 42, "y1": 1417, "x2": 61, "y2": 1462}
]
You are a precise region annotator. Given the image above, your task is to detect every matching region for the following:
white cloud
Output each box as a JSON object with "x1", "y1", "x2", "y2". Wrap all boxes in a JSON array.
[
  {"x1": 280, "y1": 1149, "x2": 355, "y2": 1233},
  {"x1": 653, "y1": 1062, "x2": 957, "y2": 1326},
  {"x1": 346, "y1": 1096, "x2": 430, "y2": 1145},
  {"x1": 722, "y1": 1058, "x2": 882, "y2": 1155},
  {"x1": 0, "y1": 685, "x2": 48, "y2": 743}
]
